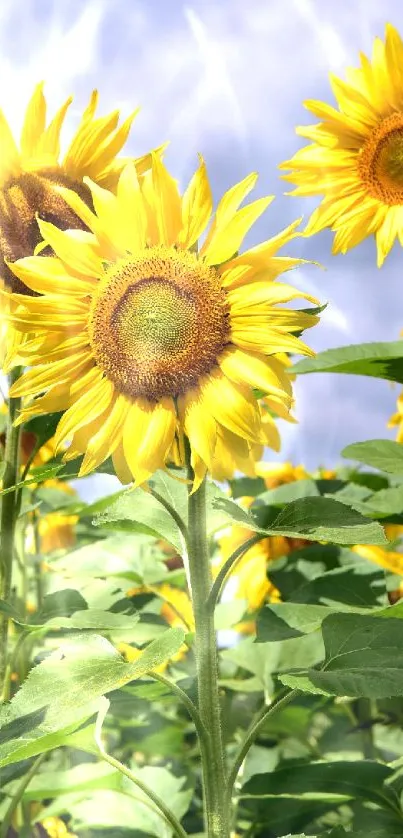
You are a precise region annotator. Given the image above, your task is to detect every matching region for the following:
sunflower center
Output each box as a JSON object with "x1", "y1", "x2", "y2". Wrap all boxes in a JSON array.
[
  {"x1": 0, "y1": 170, "x2": 92, "y2": 294},
  {"x1": 358, "y1": 113, "x2": 403, "y2": 204},
  {"x1": 89, "y1": 247, "x2": 230, "y2": 400}
]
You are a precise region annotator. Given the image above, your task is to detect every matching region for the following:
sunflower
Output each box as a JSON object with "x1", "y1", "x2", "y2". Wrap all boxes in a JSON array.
[
  {"x1": 280, "y1": 24, "x2": 403, "y2": 266},
  {"x1": 0, "y1": 83, "x2": 158, "y2": 293},
  {"x1": 6, "y1": 155, "x2": 319, "y2": 488}
]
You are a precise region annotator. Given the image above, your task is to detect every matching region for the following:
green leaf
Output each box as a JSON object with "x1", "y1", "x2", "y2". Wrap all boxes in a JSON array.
[
  {"x1": 52, "y1": 533, "x2": 168, "y2": 585},
  {"x1": 272, "y1": 563, "x2": 386, "y2": 608},
  {"x1": 40, "y1": 609, "x2": 140, "y2": 632},
  {"x1": 48, "y1": 769, "x2": 192, "y2": 837},
  {"x1": 94, "y1": 472, "x2": 228, "y2": 551},
  {"x1": 0, "y1": 627, "x2": 186, "y2": 767},
  {"x1": 214, "y1": 496, "x2": 387, "y2": 545},
  {"x1": 256, "y1": 602, "x2": 360, "y2": 642},
  {"x1": 240, "y1": 760, "x2": 397, "y2": 811},
  {"x1": 280, "y1": 613, "x2": 403, "y2": 698},
  {"x1": 34, "y1": 589, "x2": 88, "y2": 621},
  {"x1": 24, "y1": 411, "x2": 63, "y2": 448},
  {"x1": 291, "y1": 340, "x2": 403, "y2": 383},
  {"x1": 229, "y1": 476, "x2": 266, "y2": 499},
  {"x1": 342, "y1": 440, "x2": 403, "y2": 475},
  {"x1": 0, "y1": 464, "x2": 63, "y2": 496},
  {"x1": 360, "y1": 485, "x2": 403, "y2": 517},
  {"x1": 256, "y1": 479, "x2": 320, "y2": 507},
  {"x1": 257, "y1": 598, "x2": 403, "y2": 642}
]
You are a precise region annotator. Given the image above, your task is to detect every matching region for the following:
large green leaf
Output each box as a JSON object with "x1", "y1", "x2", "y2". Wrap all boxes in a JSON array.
[
  {"x1": 342, "y1": 440, "x2": 403, "y2": 475},
  {"x1": 291, "y1": 340, "x2": 403, "y2": 383},
  {"x1": 240, "y1": 760, "x2": 398, "y2": 811},
  {"x1": 257, "y1": 599, "x2": 403, "y2": 642},
  {"x1": 214, "y1": 496, "x2": 387, "y2": 545},
  {"x1": 93, "y1": 472, "x2": 229, "y2": 551},
  {"x1": 280, "y1": 613, "x2": 403, "y2": 698},
  {"x1": 0, "y1": 628, "x2": 185, "y2": 767}
]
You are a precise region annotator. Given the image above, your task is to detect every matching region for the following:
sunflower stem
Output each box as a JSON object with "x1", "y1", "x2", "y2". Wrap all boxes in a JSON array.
[
  {"x1": 186, "y1": 447, "x2": 229, "y2": 838},
  {"x1": 0, "y1": 373, "x2": 22, "y2": 701}
]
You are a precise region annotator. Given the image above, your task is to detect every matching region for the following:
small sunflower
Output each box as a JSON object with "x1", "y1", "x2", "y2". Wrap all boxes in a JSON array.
[
  {"x1": 7, "y1": 155, "x2": 319, "y2": 488},
  {"x1": 280, "y1": 24, "x2": 403, "y2": 266}
]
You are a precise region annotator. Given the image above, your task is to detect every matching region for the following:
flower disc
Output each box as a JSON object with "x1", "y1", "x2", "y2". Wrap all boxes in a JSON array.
[
  {"x1": 358, "y1": 113, "x2": 403, "y2": 205},
  {"x1": 89, "y1": 246, "x2": 230, "y2": 400}
]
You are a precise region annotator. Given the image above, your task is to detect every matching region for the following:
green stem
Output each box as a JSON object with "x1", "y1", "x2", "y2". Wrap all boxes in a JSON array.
[
  {"x1": 225, "y1": 689, "x2": 298, "y2": 807},
  {"x1": 150, "y1": 671, "x2": 208, "y2": 744},
  {"x1": 186, "y1": 448, "x2": 229, "y2": 838},
  {"x1": 207, "y1": 534, "x2": 264, "y2": 613},
  {"x1": 353, "y1": 697, "x2": 377, "y2": 760},
  {"x1": 95, "y1": 701, "x2": 188, "y2": 838},
  {"x1": 0, "y1": 752, "x2": 46, "y2": 838},
  {"x1": 0, "y1": 373, "x2": 22, "y2": 700}
]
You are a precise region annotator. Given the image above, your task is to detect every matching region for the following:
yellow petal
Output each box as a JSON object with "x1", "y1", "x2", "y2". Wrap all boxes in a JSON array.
[
  {"x1": 37, "y1": 95, "x2": 73, "y2": 160},
  {"x1": 227, "y1": 281, "x2": 319, "y2": 311},
  {"x1": 135, "y1": 397, "x2": 177, "y2": 475},
  {"x1": 178, "y1": 155, "x2": 213, "y2": 249},
  {"x1": 8, "y1": 255, "x2": 97, "y2": 296},
  {"x1": 231, "y1": 325, "x2": 315, "y2": 357},
  {"x1": 219, "y1": 218, "x2": 302, "y2": 284},
  {"x1": 62, "y1": 107, "x2": 120, "y2": 176},
  {"x1": 219, "y1": 347, "x2": 292, "y2": 401},
  {"x1": 36, "y1": 219, "x2": 104, "y2": 278},
  {"x1": 201, "y1": 371, "x2": 262, "y2": 443},
  {"x1": 148, "y1": 153, "x2": 182, "y2": 246},
  {"x1": 84, "y1": 110, "x2": 139, "y2": 181},
  {"x1": 10, "y1": 351, "x2": 93, "y2": 397},
  {"x1": 112, "y1": 440, "x2": 133, "y2": 484},
  {"x1": 20, "y1": 83, "x2": 46, "y2": 160},
  {"x1": 178, "y1": 387, "x2": 217, "y2": 469},
  {"x1": 116, "y1": 163, "x2": 148, "y2": 250},
  {"x1": 79, "y1": 393, "x2": 129, "y2": 476},
  {"x1": 54, "y1": 374, "x2": 114, "y2": 452},
  {"x1": 0, "y1": 109, "x2": 21, "y2": 185},
  {"x1": 202, "y1": 196, "x2": 274, "y2": 266}
]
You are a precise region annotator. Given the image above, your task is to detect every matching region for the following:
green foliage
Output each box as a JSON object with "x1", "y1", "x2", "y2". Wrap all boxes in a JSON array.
[{"x1": 291, "y1": 339, "x2": 403, "y2": 383}]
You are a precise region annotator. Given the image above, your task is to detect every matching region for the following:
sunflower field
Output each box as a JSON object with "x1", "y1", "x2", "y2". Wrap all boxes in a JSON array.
[{"x1": 4, "y1": 11, "x2": 403, "y2": 838}]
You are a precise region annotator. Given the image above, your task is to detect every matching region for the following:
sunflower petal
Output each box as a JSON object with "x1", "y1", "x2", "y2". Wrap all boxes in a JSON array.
[
  {"x1": 79, "y1": 393, "x2": 129, "y2": 476},
  {"x1": 179, "y1": 155, "x2": 213, "y2": 249},
  {"x1": 36, "y1": 219, "x2": 103, "y2": 277}
]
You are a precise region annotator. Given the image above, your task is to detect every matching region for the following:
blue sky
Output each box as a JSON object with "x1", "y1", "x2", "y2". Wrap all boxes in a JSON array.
[{"x1": 2, "y1": 0, "x2": 403, "y2": 479}]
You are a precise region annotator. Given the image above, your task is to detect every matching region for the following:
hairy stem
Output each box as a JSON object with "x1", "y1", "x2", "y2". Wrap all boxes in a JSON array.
[
  {"x1": 226, "y1": 689, "x2": 298, "y2": 806},
  {"x1": 0, "y1": 375, "x2": 22, "y2": 700},
  {"x1": 186, "y1": 449, "x2": 229, "y2": 838}
]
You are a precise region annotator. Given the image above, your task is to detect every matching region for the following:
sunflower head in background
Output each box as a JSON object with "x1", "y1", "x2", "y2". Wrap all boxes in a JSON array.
[
  {"x1": 7, "y1": 154, "x2": 320, "y2": 488},
  {"x1": 0, "y1": 83, "x2": 159, "y2": 292},
  {"x1": 280, "y1": 24, "x2": 403, "y2": 267}
]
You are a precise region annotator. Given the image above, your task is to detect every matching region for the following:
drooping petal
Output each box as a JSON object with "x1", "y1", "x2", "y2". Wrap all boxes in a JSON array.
[
  {"x1": 79, "y1": 393, "x2": 130, "y2": 476},
  {"x1": 200, "y1": 371, "x2": 262, "y2": 443},
  {"x1": 219, "y1": 347, "x2": 292, "y2": 401}
]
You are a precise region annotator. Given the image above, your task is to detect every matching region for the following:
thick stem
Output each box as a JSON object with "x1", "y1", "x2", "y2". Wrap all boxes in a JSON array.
[
  {"x1": 186, "y1": 452, "x2": 229, "y2": 838},
  {"x1": 0, "y1": 377, "x2": 22, "y2": 700}
]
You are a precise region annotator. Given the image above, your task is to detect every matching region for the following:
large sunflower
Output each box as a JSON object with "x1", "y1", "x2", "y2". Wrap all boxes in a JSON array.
[
  {"x1": 6, "y1": 155, "x2": 319, "y2": 488},
  {"x1": 280, "y1": 24, "x2": 403, "y2": 266}
]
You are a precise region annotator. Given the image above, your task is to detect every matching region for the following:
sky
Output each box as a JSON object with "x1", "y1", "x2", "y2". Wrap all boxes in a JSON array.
[{"x1": 2, "y1": 0, "x2": 403, "y2": 487}]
